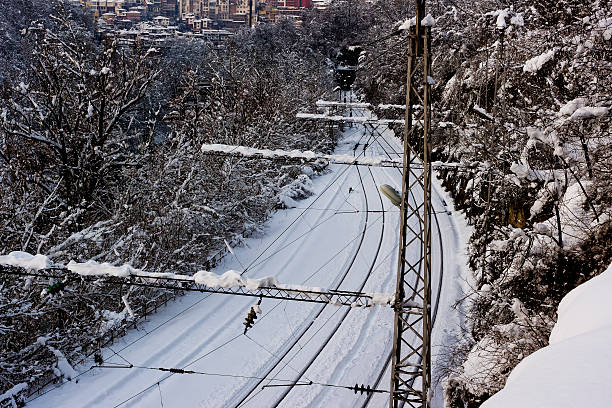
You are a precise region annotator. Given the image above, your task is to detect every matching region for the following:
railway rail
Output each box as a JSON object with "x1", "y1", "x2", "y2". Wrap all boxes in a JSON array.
[
  {"x1": 232, "y1": 121, "x2": 383, "y2": 407},
  {"x1": 267, "y1": 164, "x2": 387, "y2": 407},
  {"x1": 235, "y1": 105, "x2": 444, "y2": 407}
]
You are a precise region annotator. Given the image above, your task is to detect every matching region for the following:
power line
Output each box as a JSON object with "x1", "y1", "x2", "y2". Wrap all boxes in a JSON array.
[
  {"x1": 22, "y1": 227, "x2": 377, "y2": 403},
  {"x1": 96, "y1": 364, "x2": 312, "y2": 384},
  {"x1": 259, "y1": 305, "x2": 344, "y2": 391},
  {"x1": 241, "y1": 148, "x2": 392, "y2": 406},
  {"x1": 357, "y1": 35, "x2": 411, "y2": 72},
  {"x1": 244, "y1": 334, "x2": 313, "y2": 381},
  {"x1": 25, "y1": 96, "x2": 423, "y2": 407},
  {"x1": 95, "y1": 157, "x2": 384, "y2": 364},
  {"x1": 248, "y1": 208, "x2": 385, "y2": 279},
  {"x1": 240, "y1": 127, "x2": 370, "y2": 274},
  {"x1": 106, "y1": 283, "x2": 321, "y2": 408},
  {"x1": 56, "y1": 160, "x2": 379, "y2": 407},
  {"x1": 107, "y1": 345, "x2": 133, "y2": 367},
  {"x1": 298, "y1": 211, "x2": 385, "y2": 285},
  {"x1": 361, "y1": 29, "x2": 404, "y2": 48},
  {"x1": 24, "y1": 108, "x2": 434, "y2": 408},
  {"x1": 96, "y1": 363, "x2": 387, "y2": 398},
  {"x1": 235, "y1": 138, "x2": 380, "y2": 406}
]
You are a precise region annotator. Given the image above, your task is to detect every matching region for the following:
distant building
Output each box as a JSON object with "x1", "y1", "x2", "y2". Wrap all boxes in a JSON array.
[
  {"x1": 88, "y1": 0, "x2": 265, "y2": 41},
  {"x1": 273, "y1": 0, "x2": 310, "y2": 7},
  {"x1": 179, "y1": 0, "x2": 198, "y2": 19},
  {"x1": 153, "y1": 15, "x2": 170, "y2": 25},
  {"x1": 178, "y1": 0, "x2": 250, "y2": 24},
  {"x1": 87, "y1": 0, "x2": 117, "y2": 18},
  {"x1": 311, "y1": 0, "x2": 328, "y2": 9},
  {"x1": 161, "y1": 0, "x2": 177, "y2": 19},
  {"x1": 256, "y1": 0, "x2": 310, "y2": 24},
  {"x1": 126, "y1": 10, "x2": 142, "y2": 21}
]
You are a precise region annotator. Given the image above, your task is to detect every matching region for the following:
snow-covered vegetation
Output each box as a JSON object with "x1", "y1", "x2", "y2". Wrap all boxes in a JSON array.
[
  {"x1": 328, "y1": 0, "x2": 611, "y2": 405},
  {"x1": 0, "y1": 1, "x2": 338, "y2": 402},
  {"x1": 0, "y1": 0, "x2": 610, "y2": 406}
]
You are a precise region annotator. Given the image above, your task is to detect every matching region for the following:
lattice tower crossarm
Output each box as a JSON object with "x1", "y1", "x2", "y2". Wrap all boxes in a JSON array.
[
  {"x1": 0, "y1": 266, "x2": 395, "y2": 308},
  {"x1": 389, "y1": 4, "x2": 432, "y2": 408}
]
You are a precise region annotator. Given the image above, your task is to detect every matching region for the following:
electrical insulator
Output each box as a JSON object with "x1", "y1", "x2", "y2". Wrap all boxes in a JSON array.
[
  {"x1": 352, "y1": 384, "x2": 373, "y2": 395},
  {"x1": 243, "y1": 308, "x2": 256, "y2": 334}
]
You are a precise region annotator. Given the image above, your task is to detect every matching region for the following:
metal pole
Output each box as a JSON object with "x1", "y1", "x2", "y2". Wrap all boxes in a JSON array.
[
  {"x1": 248, "y1": 0, "x2": 253, "y2": 27},
  {"x1": 389, "y1": 0, "x2": 432, "y2": 406}
]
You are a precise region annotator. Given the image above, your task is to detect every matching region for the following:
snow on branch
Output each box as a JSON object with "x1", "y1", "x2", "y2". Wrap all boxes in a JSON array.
[
  {"x1": 472, "y1": 104, "x2": 494, "y2": 121},
  {"x1": 296, "y1": 112, "x2": 405, "y2": 125},
  {"x1": 0, "y1": 251, "x2": 51, "y2": 271},
  {"x1": 0, "y1": 383, "x2": 28, "y2": 405},
  {"x1": 523, "y1": 49, "x2": 556, "y2": 73},
  {"x1": 200, "y1": 143, "x2": 404, "y2": 168},
  {"x1": 398, "y1": 17, "x2": 416, "y2": 31},
  {"x1": 568, "y1": 106, "x2": 609, "y2": 121},
  {"x1": 422, "y1": 14, "x2": 436, "y2": 27}
]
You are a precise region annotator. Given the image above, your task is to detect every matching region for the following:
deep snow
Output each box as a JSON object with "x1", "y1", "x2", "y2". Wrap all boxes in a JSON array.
[{"x1": 483, "y1": 262, "x2": 612, "y2": 408}]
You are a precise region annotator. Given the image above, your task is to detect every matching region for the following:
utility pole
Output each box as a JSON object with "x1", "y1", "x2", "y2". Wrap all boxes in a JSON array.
[
  {"x1": 389, "y1": 0, "x2": 432, "y2": 407},
  {"x1": 248, "y1": 0, "x2": 253, "y2": 28}
]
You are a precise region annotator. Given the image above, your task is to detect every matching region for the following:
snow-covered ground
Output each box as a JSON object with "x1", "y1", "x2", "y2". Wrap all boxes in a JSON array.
[
  {"x1": 483, "y1": 261, "x2": 612, "y2": 408},
  {"x1": 25, "y1": 107, "x2": 468, "y2": 408}
]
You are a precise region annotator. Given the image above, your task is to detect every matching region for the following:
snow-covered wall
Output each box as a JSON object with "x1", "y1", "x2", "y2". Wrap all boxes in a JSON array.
[{"x1": 482, "y1": 262, "x2": 612, "y2": 408}]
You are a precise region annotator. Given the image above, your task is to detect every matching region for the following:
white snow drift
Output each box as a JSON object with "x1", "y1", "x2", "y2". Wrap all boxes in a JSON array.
[{"x1": 483, "y1": 262, "x2": 612, "y2": 408}]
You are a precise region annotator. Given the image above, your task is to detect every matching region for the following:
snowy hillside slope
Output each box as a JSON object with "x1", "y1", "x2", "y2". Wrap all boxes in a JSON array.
[{"x1": 483, "y1": 262, "x2": 612, "y2": 408}]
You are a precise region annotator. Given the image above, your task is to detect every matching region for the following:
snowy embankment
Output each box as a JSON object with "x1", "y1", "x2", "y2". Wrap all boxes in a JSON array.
[{"x1": 483, "y1": 262, "x2": 612, "y2": 408}]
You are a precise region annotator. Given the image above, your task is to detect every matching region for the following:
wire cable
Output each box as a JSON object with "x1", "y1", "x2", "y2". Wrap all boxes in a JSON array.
[
  {"x1": 240, "y1": 129, "x2": 371, "y2": 274},
  {"x1": 357, "y1": 35, "x2": 411, "y2": 73},
  {"x1": 31, "y1": 159, "x2": 369, "y2": 388},
  {"x1": 107, "y1": 295, "x2": 297, "y2": 408},
  {"x1": 234, "y1": 127, "x2": 376, "y2": 406},
  {"x1": 244, "y1": 334, "x2": 312, "y2": 381}
]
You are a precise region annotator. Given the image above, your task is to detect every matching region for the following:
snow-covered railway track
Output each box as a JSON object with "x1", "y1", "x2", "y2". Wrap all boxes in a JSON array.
[
  {"x1": 231, "y1": 128, "x2": 383, "y2": 407},
  {"x1": 360, "y1": 208, "x2": 444, "y2": 408},
  {"x1": 23, "y1": 105, "x2": 456, "y2": 408},
  {"x1": 266, "y1": 164, "x2": 388, "y2": 406}
]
